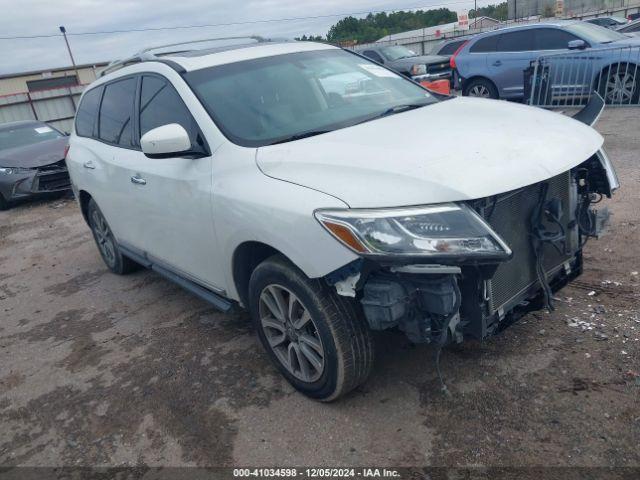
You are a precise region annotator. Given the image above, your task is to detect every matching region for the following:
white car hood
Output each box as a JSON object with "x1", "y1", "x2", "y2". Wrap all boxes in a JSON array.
[{"x1": 256, "y1": 97, "x2": 604, "y2": 208}]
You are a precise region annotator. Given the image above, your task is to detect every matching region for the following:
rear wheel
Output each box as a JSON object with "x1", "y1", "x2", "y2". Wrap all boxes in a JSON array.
[
  {"x1": 463, "y1": 78, "x2": 499, "y2": 99},
  {"x1": 87, "y1": 199, "x2": 139, "y2": 275},
  {"x1": 599, "y1": 64, "x2": 639, "y2": 104},
  {"x1": 249, "y1": 255, "x2": 374, "y2": 401}
]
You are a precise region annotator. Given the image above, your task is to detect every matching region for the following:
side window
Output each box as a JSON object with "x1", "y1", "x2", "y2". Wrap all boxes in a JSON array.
[
  {"x1": 139, "y1": 75, "x2": 202, "y2": 150},
  {"x1": 469, "y1": 35, "x2": 498, "y2": 53},
  {"x1": 495, "y1": 30, "x2": 534, "y2": 52},
  {"x1": 534, "y1": 29, "x2": 579, "y2": 50},
  {"x1": 362, "y1": 50, "x2": 384, "y2": 63},
  {"x1": 75, "y1": 86, "x2": 103, "y2": 137},
  {"x1": 439, "y1": 41, "x2": 464, "y2": 55},
  {"x1": 98, "y1": 78, "x2": 136, "y2": 147}
]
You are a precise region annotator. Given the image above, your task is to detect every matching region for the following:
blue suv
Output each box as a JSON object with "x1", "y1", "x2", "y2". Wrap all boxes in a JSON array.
[{"x1": 453, "y1": 21, "x2": 640, "y2": 102}]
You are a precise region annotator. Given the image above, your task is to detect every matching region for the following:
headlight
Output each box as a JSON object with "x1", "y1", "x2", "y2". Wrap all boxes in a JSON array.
[
  {"x1": 315, "y1": 203, "x2": 511, "y2": 261},
  {"x1": 411, "y1": 64, "x2": 427, "y2": 76},
  {"x1": 0, "y1": 167, "x2": 32, "y2": 175}
]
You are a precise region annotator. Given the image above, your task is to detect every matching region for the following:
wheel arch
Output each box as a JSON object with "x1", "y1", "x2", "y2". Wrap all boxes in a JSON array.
[
  {"x1": 232, "y1": 241, "x2": 293, "y2": 307},
  {"x1": 78, "y1": 190, "x2": 93, "y2": 225}
]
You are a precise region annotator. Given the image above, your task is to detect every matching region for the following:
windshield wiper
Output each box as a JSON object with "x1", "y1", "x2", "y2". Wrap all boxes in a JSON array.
[
  {"x1": 268, "y1": 129, "x2": 332, "y2": 145},
  {"x1": 376, "y1": 103, "x2": 429, "y2": 119}
]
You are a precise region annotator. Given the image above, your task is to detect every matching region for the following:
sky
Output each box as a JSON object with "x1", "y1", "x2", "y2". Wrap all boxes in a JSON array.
[{"x1": 0, "y1": 0, "x2": 491, "y2": 75}]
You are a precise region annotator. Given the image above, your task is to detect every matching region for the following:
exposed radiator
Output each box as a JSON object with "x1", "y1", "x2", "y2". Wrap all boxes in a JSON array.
[{"x1": 483, "y1": 171, "x2": 577, "y2": 314}]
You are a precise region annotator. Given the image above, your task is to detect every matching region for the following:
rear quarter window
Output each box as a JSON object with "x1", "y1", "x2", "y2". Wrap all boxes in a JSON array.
[
  {"x1": 75, "y1": 86, "x2": 103, "y2": 138},
  {"x1": 495, "y1": 30, "x2": 534, "y2": 52},
  {"x1": 469, "y1": 35, "x2": 498, "y2": 53}
]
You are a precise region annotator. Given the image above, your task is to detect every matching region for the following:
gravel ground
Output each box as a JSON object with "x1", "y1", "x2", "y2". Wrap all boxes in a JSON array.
[{"x1": 0, "y1": 109, "x2": 638, "y2": 469}]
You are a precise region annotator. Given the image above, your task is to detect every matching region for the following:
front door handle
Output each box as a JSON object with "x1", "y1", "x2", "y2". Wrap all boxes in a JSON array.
[
  {"x1": 492, "y1": 60, "x2": 502, "y2": 67},
  {"x1": 83, "y1": 160, "x2": 95, "y2": 169},
  {"x1": 130, "y1": 175, "x2": 147, "y2": 185}
]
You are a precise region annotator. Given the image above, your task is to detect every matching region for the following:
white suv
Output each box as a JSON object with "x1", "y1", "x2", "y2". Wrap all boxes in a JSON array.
[{"x1": 67, "y1": 37, "x2": 618, "y2": 401}]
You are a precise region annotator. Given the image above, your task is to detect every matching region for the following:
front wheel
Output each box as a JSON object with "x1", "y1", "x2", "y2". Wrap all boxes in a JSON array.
[
  {"x1": 599, "y1": 64, "x2": 639, "y2": 104},
  {"x1": 249, "y1": 255, "x2": 374, "y2": 401}
]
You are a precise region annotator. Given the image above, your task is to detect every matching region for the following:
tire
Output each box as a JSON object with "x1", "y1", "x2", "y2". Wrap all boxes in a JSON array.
[
  {"x1": 598, "y1": 64, "x2": 640, "y2": 105},
  {"x1": 248, "y1": 255, "x2": 374, "y2": 401},
  {"x1": 463, "y1": 78, "x2": 499, "y2": 99},
  {"x1": 87, "y1": 199, "x2": 139, "y2": 275},
  {"x1": 0, "y1": 193, "x2": 8, "y2": 211}
]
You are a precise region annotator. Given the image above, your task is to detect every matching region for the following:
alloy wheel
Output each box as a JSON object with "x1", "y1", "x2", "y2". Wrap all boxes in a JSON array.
[
  {"x1": 605, "y1": 71, "x2": 636, "y2": 104},
  {"x1": 469, "y1": 84, "x2": 491, "y2": 98},
  {"x1": 258, "y1": 284, "x2": 325, "y2": 383},
  {"x1": 91, "y1": 209, "x2": 116, "y2": 268}
]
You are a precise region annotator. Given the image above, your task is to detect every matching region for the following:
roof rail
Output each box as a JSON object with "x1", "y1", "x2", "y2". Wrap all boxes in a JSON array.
[{"x1": 100, "y1": 35, "x2": 274, "y2": 77}]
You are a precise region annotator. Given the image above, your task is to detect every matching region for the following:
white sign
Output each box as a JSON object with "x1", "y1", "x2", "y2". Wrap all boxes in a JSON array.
[{"x1": 457, "y1": 10, "x2": 470, "y2": 30}]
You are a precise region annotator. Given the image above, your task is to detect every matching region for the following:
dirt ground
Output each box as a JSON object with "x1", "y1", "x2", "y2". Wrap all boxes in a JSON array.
[{"x1": 0, "y1": 109, "x2": 638, "y2": 469}]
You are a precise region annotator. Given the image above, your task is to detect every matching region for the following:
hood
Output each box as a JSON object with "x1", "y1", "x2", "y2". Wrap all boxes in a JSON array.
[
  {"x1": 0, "y1": 137, "x2": 68, "y2": 168},
  {"x1": 256, "y1": 97, "x2": 603, "y2": 208},
  {"x1": 391, "y1": 54, "x2": 449, "y2": 68}
]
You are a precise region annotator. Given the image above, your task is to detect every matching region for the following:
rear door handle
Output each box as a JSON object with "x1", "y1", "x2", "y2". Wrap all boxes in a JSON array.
[
  {"x1": 492, "y1": 60, "x2": 502, "y2": 66},
  {"x1": 130, "y1": 175, "x2": 147, "y2": 185},
  {"x1": 83, "y1": 161, "x2": 95, "y2": 169}
]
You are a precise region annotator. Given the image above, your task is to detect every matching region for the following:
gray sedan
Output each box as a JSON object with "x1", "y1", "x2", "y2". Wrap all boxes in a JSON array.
[{"x1": 0, "y1": 121, "x2": 71, "y2": 210}]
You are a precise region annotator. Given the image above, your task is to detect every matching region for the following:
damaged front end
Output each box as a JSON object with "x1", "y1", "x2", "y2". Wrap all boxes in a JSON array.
[
  {"x1": 0, "y1": 160, "x2": 71, "y2": 202},
  {"x1": 318, "y1": 149, "x2": 618, "y2": 346}
]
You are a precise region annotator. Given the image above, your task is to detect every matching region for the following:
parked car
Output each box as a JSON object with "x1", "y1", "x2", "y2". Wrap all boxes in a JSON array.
[
  {"x1": 0, "y1": 120, "x2": 71, "y2": 210},
  {"x1": 431, "y1": 37, "x2": 473, "y2": 57},
  {"x1": 453, "y1": 21, "x2": 640, "y2": 102},
  {"x1": 616, "y1": 18, "x2": 640, "y2": 35},
  {"x1": 67, "y1": 38, "x2": 618, "y2": 401},
  {"x1": 584, "y1": 16, "x2": 627, "y2": 29},
  {"x1": 357, "y1": 44, "x2": 451, "y2": 83},
  {"x1": 431, "y1": 37, "x2": 476, "y2": 89},
  {"x1": 628, "y1": 12, "x2": 640, "y2": 21}
]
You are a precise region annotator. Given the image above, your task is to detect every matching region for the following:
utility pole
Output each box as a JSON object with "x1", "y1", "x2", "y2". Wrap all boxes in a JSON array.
[
  {"x1": 59, "y1": 26, "x2": 80, "y2": 83},
  {"x1": 474, "y1": 0, "x2": 477, "y2": 21}
]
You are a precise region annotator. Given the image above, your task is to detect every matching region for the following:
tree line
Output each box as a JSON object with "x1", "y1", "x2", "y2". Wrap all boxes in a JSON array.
[{"x1": 296, "y1": 3, "x2": 508, "y2": 45}]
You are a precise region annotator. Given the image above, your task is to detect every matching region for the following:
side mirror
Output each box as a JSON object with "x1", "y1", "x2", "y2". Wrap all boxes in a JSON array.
[
  {"x1": 141, "y1": 124, "x2": 192, "y2": 159},
  {"x1": 568, "y1": 39, "x2": 588, "y2": 50}
]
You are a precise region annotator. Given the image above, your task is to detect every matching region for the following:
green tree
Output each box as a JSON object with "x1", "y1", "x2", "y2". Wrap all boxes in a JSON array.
[
  {"x1": 469, "y1": 2, "x2": 509, "y2": 21},
  {"x1": 325, "y1": 8, "x2": 458, "y2": 45}
]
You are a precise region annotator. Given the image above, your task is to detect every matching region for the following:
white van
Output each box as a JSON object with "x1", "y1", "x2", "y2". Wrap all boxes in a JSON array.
[{"x1": 67, "y1": 37, "x2": 618, "y2": 401}]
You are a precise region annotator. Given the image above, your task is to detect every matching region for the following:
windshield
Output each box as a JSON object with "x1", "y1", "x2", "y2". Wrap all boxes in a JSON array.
[
  {"x1": 0, "y1": 124, "x2": 62, "y2": 152},
  {"x1": 380, "y1": 45, "x2": 417, "y2": 61},
  {"x1": 565, "y1": 22, "x2": 628, "y2": 43},
  {"x1": 186, "y1": 49, "x2": 436, "y2": 147}
]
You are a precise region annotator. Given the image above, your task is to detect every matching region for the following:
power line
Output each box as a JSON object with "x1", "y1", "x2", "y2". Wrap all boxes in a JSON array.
[{"x1": 0, "y1": 0, "x2": 479, "y2": 40}]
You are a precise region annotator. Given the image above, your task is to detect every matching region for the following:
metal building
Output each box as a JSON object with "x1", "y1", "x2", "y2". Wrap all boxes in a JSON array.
[
  {"x1": 508, "y1": 0, "x2": 640, "y2": 19},
  {"x1": 0, "y1": 62, "x2": 107, "y2": 133}
]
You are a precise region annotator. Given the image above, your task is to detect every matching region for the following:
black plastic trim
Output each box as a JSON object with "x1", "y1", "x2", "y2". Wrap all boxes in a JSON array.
[
  {"x1": 572, "y1": 92, "x2": 605, "y2": 126},
  {"x1": 119, "y1": 244, "x2": 234, "y2": 312}
]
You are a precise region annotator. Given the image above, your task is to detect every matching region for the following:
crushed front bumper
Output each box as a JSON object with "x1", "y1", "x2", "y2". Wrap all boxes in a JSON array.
[
  {"x1": 326, "y1": 153, "x2": 616, "y2": 345},
  {"x1": 0, "y1": 160, "x2": 71, "y2": 202}
]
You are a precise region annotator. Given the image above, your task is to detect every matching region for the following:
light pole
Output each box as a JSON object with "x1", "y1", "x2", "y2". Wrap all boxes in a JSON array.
[{"x1": 59, "y1": 26, "x2": 80, "y2": 82}]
